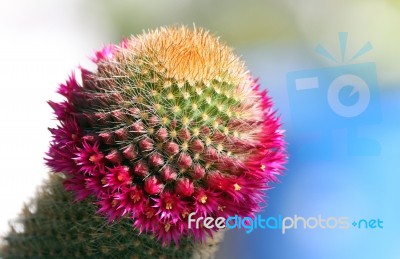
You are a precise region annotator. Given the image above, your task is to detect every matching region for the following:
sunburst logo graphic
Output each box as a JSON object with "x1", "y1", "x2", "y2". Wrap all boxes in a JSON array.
[
  {"x1": 315, "y1": 32, "x2": 373, "y2": 64},
  {"x1": 287, "y1": 32, "x2": 381, "y2": 159}
]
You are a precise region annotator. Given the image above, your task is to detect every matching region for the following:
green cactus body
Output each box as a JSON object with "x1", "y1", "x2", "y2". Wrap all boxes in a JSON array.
[{"x1": 0, "y1": 174, "x2": 223, "y2": 259}]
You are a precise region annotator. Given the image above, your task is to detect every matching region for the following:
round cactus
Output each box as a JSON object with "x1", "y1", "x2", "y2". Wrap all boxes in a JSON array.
[{"x1": 46, "y1": 26, "x2": 286, "y2": 245}]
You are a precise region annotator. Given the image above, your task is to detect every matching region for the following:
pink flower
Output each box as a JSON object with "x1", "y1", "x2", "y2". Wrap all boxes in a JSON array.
[
  {"x1": 144, "y1": 176, "x2": 163, "y2": 195},
  {"x1": 138, "y1": 137, "x2": 154, "y2": 151},
  {"x1": 132, "y1": 200, "x2": 159, "y2": 234},
  {"x1": 155, "y1": 221, "x2": 185, "y2": 246},
  {"x1": 97, "y1": 195, "x2": 124, "y2": 222},
  {"x1": 85, "y1": 175, "x2": 108, "y2": 198},
  {"x1": 105, "y1": 149, "x2": 122, "y2": 165},
  {"x1": 177, "y1": 153, "x2": 192, "y2": 169},
  {"x1": 190, "y1": 164, "x2": 206, "y2": 180},
  {"x1": 192, "y1": 188, "x2": 220, "y2": 217},
  {"x1": 64, "y1": 174, "x2": 92, "y2": 201},
  {"x1": 175, "y1": 178, "x2": 194, "y2": 197},
  {"x1": 57, "y1": 73, "x2": 79, "y2": 100},
  {"x1": 122, "y1": 144, "x2": 138, "y2": 160},
  {"x1": 153, "y1": 192, "x2": 186, "y2": 223},
  {"x1": 164, "y1": 141, "x2": 179, "y2": 156},
  {"x1": 74, "y1": 141, "x2": 104, "y2": 175},
  {"x1": 160, "y1": 166, "x2": 177, "y2": 181},
  {"x1": 91, "y1": 44, "x2": 115, "y2": 63},
  {"x1": 148, "y1": 152, "x2": 164, "y2": 168},
  {"x1": 103, "y1": 166, "x2": 132, "y2": 191},
  {"x1": 132, "y1": 160, "x2": 149, "y2": 177},
  {"x1": 114, "y1": 185, "x2": 145, "y2": 216}
]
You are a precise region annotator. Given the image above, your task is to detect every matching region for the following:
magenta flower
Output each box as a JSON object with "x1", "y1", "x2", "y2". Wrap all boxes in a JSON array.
[
  {"x1": 74, "y1": 141, "x2": 104, "y2": 175},
  {"x1": 144, "y1": 176, "x2": 164, "y2": 195},
  {"x1": 103, "y1": 166, "x2": 132, "y2": 191},
  {"x1": 46, "y1": 26, "x2": 286, "y2": 245},
  {"x1": 153, "y1": 192, "x2": 186, "y2": 223}
]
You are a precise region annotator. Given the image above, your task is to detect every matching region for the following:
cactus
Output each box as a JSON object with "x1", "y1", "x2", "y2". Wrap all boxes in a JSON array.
[
  {"x1": 45, "y1": 26, "x2": 286, "y2": 245},
  {"x1": 0, "y1": 174, "x2": 225, "y2": 258},
  {"x1": 0, "y1": 25, "x2": 287, "y2": 258}
]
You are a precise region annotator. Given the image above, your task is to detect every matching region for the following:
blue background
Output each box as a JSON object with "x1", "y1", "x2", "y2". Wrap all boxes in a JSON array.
[{"x1": 216, "y1": 46, "x2": 400, "y2": 259}]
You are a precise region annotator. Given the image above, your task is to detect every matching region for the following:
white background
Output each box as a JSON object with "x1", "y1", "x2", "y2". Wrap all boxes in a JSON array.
[{"x1": 0, "y1": 0, "x2": 113, "y2": 236}]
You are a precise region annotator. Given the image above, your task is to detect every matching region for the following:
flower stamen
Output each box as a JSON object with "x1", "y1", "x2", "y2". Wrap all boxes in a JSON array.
[{"x1": 234, "y1": 183, "x2": 241, "y2": 191}]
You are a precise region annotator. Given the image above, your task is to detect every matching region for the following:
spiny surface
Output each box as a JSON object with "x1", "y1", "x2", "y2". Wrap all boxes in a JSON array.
[
  {"x1": 0, "y1": 175, "x2": 202, "y2": 259},
  {"x1": 46, "y1": 26, "x2": 286, "y2": 245}
]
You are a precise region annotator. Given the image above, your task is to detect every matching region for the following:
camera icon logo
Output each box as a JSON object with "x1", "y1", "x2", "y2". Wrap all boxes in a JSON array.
[
  {"x1": 287, "y1": 33, "x2": 381, "y2": 159},
  {"x1": 327, "y1": 74, "x2": 370, "y2": 118}
]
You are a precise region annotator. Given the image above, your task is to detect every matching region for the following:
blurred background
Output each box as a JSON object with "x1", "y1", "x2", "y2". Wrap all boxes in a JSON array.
[{"x1": 0, "y1": 0, "x2": 399, "y2": 258}]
